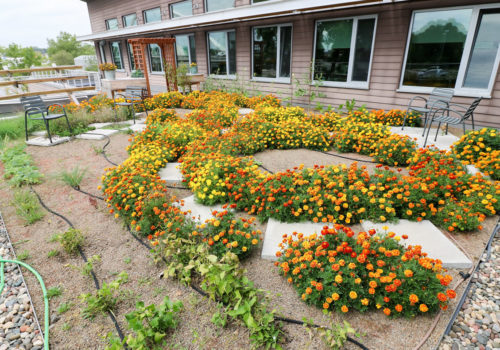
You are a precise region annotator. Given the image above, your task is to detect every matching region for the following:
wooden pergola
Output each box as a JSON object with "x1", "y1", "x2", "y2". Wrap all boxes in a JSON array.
[{"x1": 128, "y1": 38, "x2": 177, "y2": 97}]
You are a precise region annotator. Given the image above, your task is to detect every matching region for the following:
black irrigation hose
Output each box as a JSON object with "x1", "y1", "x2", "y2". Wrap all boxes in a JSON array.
[
  {"x1": 30, "y1": 186, "x2": 126, "y2": 344},
  {"x1": 88, "y1": 129, "x2": 371, "y2": 350},
  {"x1": 315, "y1": 150, "x2": 378, "y2": 164},
  {"x1": 73, "y1": 186, "x2": 105, "y2": 201},
  {"x1": 80, "y1": 132, "x2": 118, "y2": 167},
  {"x1": 164, "y1": 184, "x2": 190, "y2": 190}
]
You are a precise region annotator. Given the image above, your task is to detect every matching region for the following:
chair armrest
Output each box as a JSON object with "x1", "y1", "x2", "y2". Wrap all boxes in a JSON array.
[
  {"x1": 47, "y1": 103, "x2": 66, "y2": 115},
  {"x1": 114, "y1": 93, "x2": 128, "y2": 101},
  {"x1": 407, "y1": 95, "x2": 427, "y2": 108},
  {"x1": 447, "y1": 103, "x2": 468, "y2": 111},
  {"x1": 25, "y1": 107, "x2": 46, "y2": 118},
  {"x1": 430, "y1": 107, "x2": 464, "y2": 120},
  {"x1": 427, "y1": 99, "x2": 449, "y2": 111}
]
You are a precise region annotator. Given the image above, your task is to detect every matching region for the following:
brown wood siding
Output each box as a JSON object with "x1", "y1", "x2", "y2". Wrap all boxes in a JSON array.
[{"x1": 88, "y1": 0, "x2": 500, "y2": 127}]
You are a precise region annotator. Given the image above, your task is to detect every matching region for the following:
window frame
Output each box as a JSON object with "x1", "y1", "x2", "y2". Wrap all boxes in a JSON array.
[
  {"x1": 312, "y1": 14, "x2": 378, "y2": 89},
  {"x1": 109, "y1": 41, "x2": 124, "y2": 71},
  {"x1": 98, "y1": 42, "x2": 107, "y2": 63},
  {"x1": 398, "y1": 3, "x2": 500, "y2": 98},
  {"x1": 122, "y1": 13, "x2": 138, "y2": 28},
  {"x1": 127, "y1": 42, "x2": 136, "y2": 71},
  {"x1": 170, "y1": 0, "x2": 193, "y2": 19},
  {"x1": 205, "y1": 0, "x2": 234, "y2": 13},
  {"x1": 206, "y1": 29, "x2": 237, "y2": 79},
  {"x1": 143, "y1": 7, "x2": 162, "y2": 24},
  {"x1": 105, "y1": 18, "x2": 119, "y2": 31},
  {"x1": 174, "y1": 33, "x2": 196, "y2": 67},
  {"x1": 148, "y1": 44, "x2": 164, "y2": 74},
  {"x1": 251, "y1": 23, "x2": 293, "y2": 84}
]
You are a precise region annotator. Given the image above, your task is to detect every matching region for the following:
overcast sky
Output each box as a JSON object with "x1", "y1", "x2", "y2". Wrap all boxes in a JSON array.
[{"x1": 0, "y1": 0, "x2": 92, "y2": 48}]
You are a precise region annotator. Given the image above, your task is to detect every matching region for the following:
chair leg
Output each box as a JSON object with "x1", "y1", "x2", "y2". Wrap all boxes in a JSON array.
[
  {"x1": 421, "y1": 112, "x2": 428, "y2": 137},
  {"x1": 65, "y1": 115, "x2": 73, "y2": 135},
  {"x1": 45, "y1": 120, "x2": 53, "y2": 144},
  {"x1": 462, "y1": 122, "x2": 466, "y2": 136},
  {"x1": 24, "y1": 114, "x2": 28, "y2": 142},
  {"x1": 445, "y1": 123, "x2": 448, "y2": 135},
  {"x1": 434, "y1": 122, "x2": 441, "y2": 142},
  {"x1": 402, "y1": 110, "x2": 409, "y2": 130},
  {"x1": 423, "y1": 120, "x2": 432, "y2": 148},
  {"x1": 471, "y1": 114, "x2": 475, "y2": 131},
  {"x1": 114, "y1": 104, "x2": 119, "y2": 123}
]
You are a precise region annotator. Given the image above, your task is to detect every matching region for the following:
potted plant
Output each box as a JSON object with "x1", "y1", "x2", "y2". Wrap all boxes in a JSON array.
[
  {"x1": 189, "y1": 62, "x2": 198, "y2": 74},
  {"x1": 99, "y1": 63, "x2": 117, "y2": 80}
]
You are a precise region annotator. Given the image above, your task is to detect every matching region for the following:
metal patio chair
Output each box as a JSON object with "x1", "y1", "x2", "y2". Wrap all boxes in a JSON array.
[
  {"x1": 20, "y1": 96, "x2": 72, "y2": 144},
  {"x1": 402, "y1": 87, "x2": 455, "y2": 136},
  {"x1": 113, "y1": 86, "x2": 148, "y2": 124},
  {"x1": 423, "y1": 97, "x2": 482, "y2": 147}
]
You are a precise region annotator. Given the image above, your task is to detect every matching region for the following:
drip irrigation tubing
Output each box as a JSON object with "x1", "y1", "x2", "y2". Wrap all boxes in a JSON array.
[
  {"x1": 314, "y1": 150, "x2": 378, "y2": 164},
  {"x1": 259, "y1": 164, "x2": 274, "y2": 174},
  {"x1": 80, "y1": 132, "x2": 118, "y2": 166},
  {"x1": 73, "y1": 186, "x2": 104, "y2": 201},
  {"x1": 30, "y1": 186, "x2": 126, "y2": 343}
]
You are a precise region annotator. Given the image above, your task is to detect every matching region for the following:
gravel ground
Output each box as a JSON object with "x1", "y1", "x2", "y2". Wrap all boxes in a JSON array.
[
  {"x1": 0, "y1": 213, "x2": 44, "y2": 350},
  {"x1": 439, "y1": 227, "x2": 500, "y2": 350}
]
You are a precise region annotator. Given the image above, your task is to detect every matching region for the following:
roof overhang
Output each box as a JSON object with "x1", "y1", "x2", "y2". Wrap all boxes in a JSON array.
[{"x1": 78, "y1": 0, "x2": 400, "y2": 41}]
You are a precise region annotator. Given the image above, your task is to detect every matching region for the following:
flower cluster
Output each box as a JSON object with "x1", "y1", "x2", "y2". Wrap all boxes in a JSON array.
[
  {"x1": 370, "y1": 133, "x2": 417, "y2": 167},
  {"x1": 350, "y1": 109, "x2": 422, "y2": 127},
  {"x1": 276, "y1": 225, "x2": 455, "y2": 317},
  {"x1": 99, "y1": 63, "x2": 117, "y2": 71},
  {"x1": 145, "y1": 108, "x2": 178, "y2": 124}
]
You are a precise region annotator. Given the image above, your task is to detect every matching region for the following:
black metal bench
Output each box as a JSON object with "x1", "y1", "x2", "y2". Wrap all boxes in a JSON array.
[
  {"x1": 20, "y1": 96, "x2": 72, "y2": 144},
  {"x1": 113, "y1": 86, "x2": 148, "y2": 124}
]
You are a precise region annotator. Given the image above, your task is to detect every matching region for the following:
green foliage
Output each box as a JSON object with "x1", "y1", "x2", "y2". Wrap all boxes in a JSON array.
[
  {"x1": 47, "y1": 286, "x2": 63, "y2": 299},
  {"x1": 2, "y1": 43, "x2": 42, "y2": 69},
  {"x1": 106, "y1": 296, "x2": 183, "y2": 350},
  {"x1": 313, "y1": 319, "x2": 361, "y2": 350},
  {"x1": 51, "y1": 50, "x2": 74, "y2": 66},
  {"x1": 0, "y1": 144, "x2": 43, "y2": 187},
  {"x1": 11, "y1": 190, "x2": 45, "y2": 224},
  {"x1": 16, "y1": 250, "x2": 31, "y2": 261},
  {"x1": 293, "y1": 62, "x2": 326, "y2": 110},
  {"x1": 47, "y1": 31, "x2": 95, "y2": 61},
  {"x1": 176, "y1": 64, "x2": 191, "y2": 93},
  {"x1": 0, "y1": 116, "x2": 44, "y2": 140},
  {"x1": 58, "y1": 166, "x2": 87, "y2": 188},
  {"x1": 80, "y1": 272, "x2": 129, "y2": 319},
  {"x1": 55, "y1": 228, "x2": 85, "y2": 255},
  {"x1": 81, "y1": 255, "x2": 101, "y2": 277},
  {"x1": 47, "y1": 249, "x2": 59, "y2": 258},
  {"x1": 57, "y1": 302, "x2": 73, "y2": 314}
]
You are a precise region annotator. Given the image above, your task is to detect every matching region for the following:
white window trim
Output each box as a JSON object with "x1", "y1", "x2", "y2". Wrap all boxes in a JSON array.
[
  {"x1": 251, "y1": 23, "x2": 292, "y2": 84},
  {"x1": 170, "y1": 0, "x2": 193, "y2": 19},
  {"x1": 109, "y1": 42, "x2": 124, "y2": 72},
  {"x1": 207, "y1": 29, "x2": 236, "y2": 79},
  {"x1": 143, "y1": 7, "x2": 162, "y2": 24},
  {"x1": 312, "y1": 14, "x2": 378, "y2": 89},
  {"x1": 122, "y1": 13, "x2": 138, "y2": 28},
  {"x1": 398, "y1": 3, "x2": 500, "y2": 98},
  {"x1": 205, "y1": 0, "x2": 235, "y2": 13},
  {"x1": 174, "y1": 33, "x2": 196, "y2": 66},
  {"x1": 148, "y1": 44, "x2": 164, "y2": 73}
]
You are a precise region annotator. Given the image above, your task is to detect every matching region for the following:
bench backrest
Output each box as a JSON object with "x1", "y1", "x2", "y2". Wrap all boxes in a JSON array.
[
  {"x1": 20, "y1": 96, "x2": 46, "y2": 115},
  {"x1": 427, "y1": 88, "x2": 454, "y2": 109},
  {"x1": 462, "y1": 97, "x2": 482, "y2": 121},
  {"x1": 123, "y1": 86, "x2": 146, "y2": 99}
]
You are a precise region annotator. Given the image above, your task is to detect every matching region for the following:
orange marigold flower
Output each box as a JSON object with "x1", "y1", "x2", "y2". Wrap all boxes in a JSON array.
[
  {"x1": 409, "y1": 294, "x2": 419, "y2": 305},
  {"x1": 404, "y1": 269, "x2": 413, "y2": 278},
  {"x1": 395, "y1": 304, "x2": 403, "y2": 312},
  {"x1": 305, "y1": 287, "x2": 312, "y2": 295},
  {"x1": 341, "y1": 305, "x2": 349, "y2": 313},
  {"x1": 332, "y1": 293, "x2": 340, "y2": 301},
  {"x1": 349, "y1": 291, "x2": 358, "y2": 299},
  {"x1": 383, "y1": 308, "x2": 391, "y2": 316},
  {"x1": 419, "y1": 304, "x2": 428, "y2": 312},
  {"x1": 323, "y1": 302, "x2": 330, "y2": 309},
  {"x1": 437, "y1": 293, "x2": 447, "y2": 302},
  {"x1": 446, "y1": 290, "x2": 457, "y2": 299}
]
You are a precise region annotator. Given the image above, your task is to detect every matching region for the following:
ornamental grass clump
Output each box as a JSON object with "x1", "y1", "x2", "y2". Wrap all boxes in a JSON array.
[{"x1": 276, "y1": 225, "x2": 456, "y2": 317}]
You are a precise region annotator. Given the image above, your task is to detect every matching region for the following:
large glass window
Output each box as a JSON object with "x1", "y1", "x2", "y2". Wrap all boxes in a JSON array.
[
  {"x1": 148, "y1": 44, "x2": 163, "y2": 72},
  {"x1": 175, "y1": 34, "x2": 196, "y2": 66},
  {"x1": 313, "y1": 16, "x2": 376, "y2": 86},
  {"x1": 105, "y1": 18, "x2": 119, "y2": 30},
  {"x1": 171, "y1": 1, "x2": 193, "y2": 18},
  {"x1": 110, "y1": 42, "x2": 123, "y2": 70},
  {"x1": 143, "y1": 8, "x2": 161, "y2": 23},
  {"x1": 99, "y1": 42, "x2": 107, "y2": 63},
  {"x1": 252, "y1": 25, "x2": 292, "y2": 80},
  {"x1": 206, "y1": 0, "x2": 234, "y2": 12},
  {"x1": 127, "y1": 43, "x2": 136, "y2": 71},
  {"x1": 122, "y1": 13, "x2": 137, "y2": 27},
  {"x1": 208, "y1": 31, "x2": 236, "y2": 76},
  {"x1": 401, "y1": 5, "x2": 500, "y2": 95}
]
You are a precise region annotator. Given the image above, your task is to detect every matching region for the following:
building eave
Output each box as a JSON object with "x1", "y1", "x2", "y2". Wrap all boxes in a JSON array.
[{"x1": 78, "y1": 0, "x2": 402, "y2": 41}]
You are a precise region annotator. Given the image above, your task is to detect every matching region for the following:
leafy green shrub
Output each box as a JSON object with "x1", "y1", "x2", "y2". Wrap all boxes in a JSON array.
[
  {"x1": 11, "y1": 190, "x2": 45, "y2": 224},
  {"x1": 80, "y1": 272, "x2": 128, "y2": 319},
  {"x1": 55, "y1": 228, "x2": 85, "y2": 254},
  {"x1": 0, "y1": 144, "x2": 43, "y2": 186}
]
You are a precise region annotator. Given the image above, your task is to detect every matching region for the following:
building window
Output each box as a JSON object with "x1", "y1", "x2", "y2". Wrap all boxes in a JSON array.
[
  {"x1": 170, "y1": 1, "x2": 192, "y2": 18},
  {"x1": 252, "y1": 24, "x2": 292, "y2": 81},
  {"x1": 99, "y1": 42, "x2": 107, "y2": 63},
  {"x1": 110, "y1": 42, "x2": 123, "y2": 70},
  {"x1": 313, "y1": 16, "x2": 376, "y2": 88},
  {"x1": 127, "y1": 43, "x2": 136, "y2": 71},
  {"x1": 143, "y1": 7, "x2": 161, "y2": 23},
  {"x1": 205, "y1": 0, "x2": 234, "y2": 12},
  {"x1": 175, "y1": 34, "x2": 196, "y2": 66},
  {"x1": 105, "y1": 18, "x2": 119, "y2": 30},
  {"x1": 401, "y1": 5, "x2": 500, "y2": 96},
  {"x1": 252, "y1": 0, "x2": 270, "y2": 3},
  {"x1": 207, "y1": 30, "x2": 236, "y2": 76},
  {"x1": 148, "y1": 44, "x2": 163, "y2": 72},
  {"x1": 122, "y1": 13, "x2": 137, "y2": 27}
]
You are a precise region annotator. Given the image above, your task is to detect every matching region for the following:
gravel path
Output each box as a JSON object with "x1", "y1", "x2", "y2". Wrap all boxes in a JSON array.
[
  {"x1": 439, "y1": 228, "x2": 500, "y2": 350},
  {"x1": 0, "y1": 212, "x2": 44, "y2": 350}
]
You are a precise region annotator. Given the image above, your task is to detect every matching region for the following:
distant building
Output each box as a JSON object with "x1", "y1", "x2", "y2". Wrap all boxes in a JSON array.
[{"x1": 78, "y1": 0, "x2": 500, "y2": 127}]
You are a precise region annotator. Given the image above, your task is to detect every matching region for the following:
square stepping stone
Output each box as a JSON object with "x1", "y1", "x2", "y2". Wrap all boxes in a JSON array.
[
  {"x1": 26, "y1": 136, "x2": 70, "y2": 147},
  {"x1": 128, "y1": 123, "x2": 146, "y2": 133},
  {"x1": 466, "y1": 164, "x2": 481, "y2": 176},
  {"x1": 361, "y1": 219, "x2": 472, "y2": 269},
  {"x1": 173, "y1": 195, "x2": 226, "y2": 223},
  {"x1": 88, "y1": 122, "x2": 112, "y2": 129},
  {"x1": 262, "y1": 218, "x2": 328, "y2": 260},
  {"x1": 238, "y1": 108, "x2": 254, "y2": 115},
  {"x1": 75, "y1": 128, "x2": 119, "y2": 140},
  {"x1": 389, "y1": 126, "x2": 459, "y2": 151},
  {"x1": 158, "y1": 162, "x2": 183, "y2": 184}
]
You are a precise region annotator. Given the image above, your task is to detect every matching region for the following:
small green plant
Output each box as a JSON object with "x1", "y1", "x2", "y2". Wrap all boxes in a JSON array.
[
  {"x1": 293, "y1": 62, "x2": 326, "y2": 111},
  {"x1": 58, "y1": 166, "x2": 87, "y2": 188},
  {"x1": 91, "y1": 145, "x2": 104, "y2": 155},
  {"x1": 312, "y1": 319, "x2": 361, "y2": 350},
  {"x1": 81, "y1": 255, "x2": 101, "y2": 277},
  {"x1": 57, "y1": 301, "x2": 73, "y2": 314},
  {"x1": 55, "y1": 228, "x2": 85, "y2": 255},
  {"x1": 210, "y1": 304, "x2": 228, "y2": 328},
  {"x1": 123, "y1": 257, "x2": 131, "y2": 264},
  {"x1": 11, "y1": 190, "x2": 45, "y2": 225},
  {"x1": 61, "y1": 322, "x2": 72, "y2": 331},
  {"x1": 16, "y1": 250, "x2": 31, "y2": 261},
  {"x1": 47, "y1": 249, "x2": 59, "y2": 258},
  {"x1": 47, "y1": 286, "x2": 63, "y2": 300},
  {"x1": 80, "y1": 272, "x2": 128, "y2": 319},
  {"x1": 105, "y1": 296, "x2": 183, "y2": 350},
  {"x1": 0, "y1": 144, "x2": 43, "y2": 186},
  {"x1": 337, "y1": 98, "x2": 367, "y2": 114}
]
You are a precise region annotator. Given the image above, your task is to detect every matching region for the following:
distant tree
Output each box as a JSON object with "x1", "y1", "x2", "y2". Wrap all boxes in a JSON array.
[
  {"x1": 2, "y1": 43, "x2": 42, "y2": 69},
  {"x1": 51, "y1": 50, "x2": 74, "y2": 65},
  {"x1": 47, "y1": 32, "x2": 95, "y2": 64}
]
